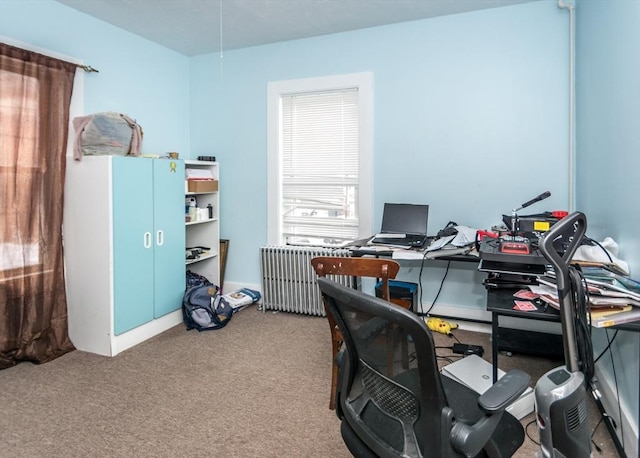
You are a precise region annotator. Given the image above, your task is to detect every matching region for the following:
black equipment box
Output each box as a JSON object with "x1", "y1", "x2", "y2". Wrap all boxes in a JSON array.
[
  {"x1": 502, "y1": 212, "x2": 561, "y2": 237},
  {"x1": 478, "y1": 238, "x2": 548, "y2": 275}
]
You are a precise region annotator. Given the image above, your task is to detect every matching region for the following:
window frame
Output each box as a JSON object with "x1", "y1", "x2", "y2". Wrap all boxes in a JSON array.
[{"x1": 267, "y1": 72, "x2": 373, "y2": 246}]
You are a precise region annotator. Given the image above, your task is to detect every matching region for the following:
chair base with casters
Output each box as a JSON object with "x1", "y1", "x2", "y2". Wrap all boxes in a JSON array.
[{"x1": 318, "y1": 277, "x2": 531, "y2": 458}]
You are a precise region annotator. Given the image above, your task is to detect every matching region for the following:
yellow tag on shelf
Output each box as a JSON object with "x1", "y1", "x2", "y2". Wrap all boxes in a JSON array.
[{"x1": 534, "y1": 221, "x2": 550, "y2": 231}]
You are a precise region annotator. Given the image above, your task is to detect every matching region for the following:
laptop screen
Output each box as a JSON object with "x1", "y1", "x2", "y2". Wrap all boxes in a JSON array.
[{"x1": 380, "y1": 203, "x2": 429, "y2": 235}]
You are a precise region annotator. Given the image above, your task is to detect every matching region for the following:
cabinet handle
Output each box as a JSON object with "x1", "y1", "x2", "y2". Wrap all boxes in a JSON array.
[
  {"x1": 156, "y1": 230, "x2": 164, "y2": 246},
  {"x1": 144, "y1": 232, "x2": 152, "y2": 248}
]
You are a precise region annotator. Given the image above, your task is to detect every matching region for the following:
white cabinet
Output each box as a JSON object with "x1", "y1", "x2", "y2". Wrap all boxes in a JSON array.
[
  {"x1": 184, "y1": 160, "x2": 220, "y2": 286},
  {"x1": 63, "y1": 156, "x2": 185, "y2": 356}
]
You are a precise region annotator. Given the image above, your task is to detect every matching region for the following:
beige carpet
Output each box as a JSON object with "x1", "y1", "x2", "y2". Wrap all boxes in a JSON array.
[{"x1": 0, "y1": 306, "x2": 617, "y2": 457}]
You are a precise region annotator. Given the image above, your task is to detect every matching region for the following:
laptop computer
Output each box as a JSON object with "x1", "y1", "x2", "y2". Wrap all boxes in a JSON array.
[
  {"x1": 369, "y1": 203, "x2": 429, "y2": 248},
  {"x1": 441, "y1": 355, "x2": 534, "y2": 420}
]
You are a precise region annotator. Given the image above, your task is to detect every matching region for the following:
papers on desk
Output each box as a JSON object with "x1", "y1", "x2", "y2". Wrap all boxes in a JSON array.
[
  {"x1": 451, "y1": 226, "x2": 478, "y2": 247},
  {"x1": 392, "y1": 248, "x2": 426, "y2": 260},
  {"x1": 590, "y1": 308, "x2": 640, "y2": 328},
  {"x1": 356, "y1": 245, "x2": 395, "y2": 255},
  {"x1": 426, "y1": 226, "x2": 478, "y2": 251},
  {"x1": 426, "y1": 235, "x2": 455, "y2": 252},
  {"x1": 391, "y1": 245, "x2": 478, "y2": 261},
  {"x1": 422, "y1": 225, "x2": 479, "y2": 259},
  {"x1": 424, "y1": 246, "x2": 475, "y2": 259},
  {"x1": 532, "y1": 270, "x2": 640, "y2": 327}
]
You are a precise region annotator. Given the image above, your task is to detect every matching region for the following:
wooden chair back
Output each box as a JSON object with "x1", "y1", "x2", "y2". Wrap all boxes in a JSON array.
[
  {"x1": 311, "y1": 256, "x2": 400, "y2": 299},
  {"x1": 311, "y1": 256, "x2": 401, "y2": 410}
]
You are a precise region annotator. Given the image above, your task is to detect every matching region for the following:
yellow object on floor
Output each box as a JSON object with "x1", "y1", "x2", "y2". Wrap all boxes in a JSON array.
[{"x1": 426, "y1": 317, "x2": 458, "y2": 335}]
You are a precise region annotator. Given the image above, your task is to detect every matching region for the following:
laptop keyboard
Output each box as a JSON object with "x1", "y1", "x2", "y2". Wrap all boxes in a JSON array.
[{"x1": 370, "y1": 234, "x2": 427, "y2": 247}]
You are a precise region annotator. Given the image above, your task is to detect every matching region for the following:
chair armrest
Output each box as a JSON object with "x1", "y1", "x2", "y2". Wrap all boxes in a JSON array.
[
  {"x1": 450, "y1": 369, "x2": 530, "y2": 457},
  {"x1": 478, "y1": 369, "x2": 531, "y2": 414}
]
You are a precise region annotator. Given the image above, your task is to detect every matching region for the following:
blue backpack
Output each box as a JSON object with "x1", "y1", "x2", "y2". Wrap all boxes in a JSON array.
[{"x1": 182, "y1": 284, "x2": 233, "y2": 331}]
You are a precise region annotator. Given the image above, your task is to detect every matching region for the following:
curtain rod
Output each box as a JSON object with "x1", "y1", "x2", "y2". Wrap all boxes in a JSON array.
[
  {"x1": 0, "y1": 40, "x2": 98, "y2": 73},
  {"x1": 78, "y1": 64, "x2": 99, "y2": 73}
]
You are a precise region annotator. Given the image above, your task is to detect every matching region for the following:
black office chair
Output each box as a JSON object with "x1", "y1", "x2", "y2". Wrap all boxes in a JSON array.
[{"x1": 317, "y1": 277, "x2": 531, "y2": 458}]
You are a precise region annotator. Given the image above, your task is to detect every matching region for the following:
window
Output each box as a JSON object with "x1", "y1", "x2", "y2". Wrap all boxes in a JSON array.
[
  {"x1": 267, "y1": 72, "x2": 372, "y2": 246},
  {"x1": 0, "y1": 68, "x2": 40, "y2": 270},
  {"x1": 0, "y1": 38, "x2": 83, "y2": 274}
]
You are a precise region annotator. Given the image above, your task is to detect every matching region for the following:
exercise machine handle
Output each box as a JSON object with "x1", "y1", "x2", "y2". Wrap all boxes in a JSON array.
[
  {"x1": 538, "y1": 212, "x2": 587, "y2": 290},
  {"x1": 538, "y1": 211, "x2": 587, "y2": 374}
]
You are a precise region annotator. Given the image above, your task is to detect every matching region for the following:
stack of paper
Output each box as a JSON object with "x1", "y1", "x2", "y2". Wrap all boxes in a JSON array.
[
  {"x1": 533, "y1": 266, "x2": 640, "y2": 327},
  {"x1": 185, "y1": 168, "x2": 214, "y2": 180},
  {"x1": 581, "y1": 266, "x2": 640, "y2": 300},
  {"x1": 589, "y1": 306, "x2": 640, "y2": 328},
  {"x1": 423, "y1": 226, "x2": 479, "y2": 259}
]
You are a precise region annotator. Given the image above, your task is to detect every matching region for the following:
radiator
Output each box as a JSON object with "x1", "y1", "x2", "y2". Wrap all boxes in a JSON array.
[{"x1": 260, "y1": 245, "x2": 351, "y2": 316}]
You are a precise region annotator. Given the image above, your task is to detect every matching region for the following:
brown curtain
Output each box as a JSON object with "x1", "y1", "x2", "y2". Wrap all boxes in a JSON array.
[{"x1": 0, "y1": 43, "x2": 77, "y2": 369}]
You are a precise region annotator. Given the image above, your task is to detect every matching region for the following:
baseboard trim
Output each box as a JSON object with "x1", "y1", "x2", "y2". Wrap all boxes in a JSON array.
[
  {"x1": 111, "y1": 309, "x2": 183, "y2": 356},
  {"x1": 422, "y1": 303, "x2": 491, "y2": 322}
]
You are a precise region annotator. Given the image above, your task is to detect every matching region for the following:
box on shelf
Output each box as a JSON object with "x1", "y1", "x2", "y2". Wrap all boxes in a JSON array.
[
  {"x1": 197, "y1": 208, "x2": 209, "y2": 220},
  {"x1": 187, "y1": 179, "x2": 218, "y2": 193}
]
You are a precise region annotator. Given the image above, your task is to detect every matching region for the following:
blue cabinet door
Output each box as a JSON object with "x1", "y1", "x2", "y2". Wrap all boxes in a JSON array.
[
  {"x1": 152, "y1": 159, "x2": 186, "y2": 317},
  {"x1": 112, "y1": 157, "x2": 155, "y2": 335}
]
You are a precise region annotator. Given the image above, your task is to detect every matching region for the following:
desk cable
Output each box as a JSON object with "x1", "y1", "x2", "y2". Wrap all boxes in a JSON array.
[
  {"x1": 570, "y1": 266, "x2": 594, "y2": 380},
  {"x1": 593, "y1": 329, "x2": 619, "y2": 364},
  {"x1": 583, "y1": 237, "x2": 614, "y2": 263},
  {"x1": 418, "y1": 249, "x2": 451, "y2": 317},
  {"x1": 417, "y1": 250, "x2": 429, "y2": 315}
]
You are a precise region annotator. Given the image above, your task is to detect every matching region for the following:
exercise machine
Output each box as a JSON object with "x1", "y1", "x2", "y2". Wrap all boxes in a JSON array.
[{"x1": 535, "y1": 211, "x2": 592, "y2": 457}]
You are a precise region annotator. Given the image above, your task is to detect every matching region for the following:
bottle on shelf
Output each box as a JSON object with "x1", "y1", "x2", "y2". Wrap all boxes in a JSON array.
[{"x1": 187, "y1": 197, "x2": 197, "y2": 222}]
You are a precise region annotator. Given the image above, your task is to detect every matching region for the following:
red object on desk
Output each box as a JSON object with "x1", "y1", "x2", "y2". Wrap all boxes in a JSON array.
[
  {"x1": 500, "y1": 242, "x2": 531, "y2": 254},
  {"x1": 477, "y1": 230, "x2": 499, "y2": 240}
]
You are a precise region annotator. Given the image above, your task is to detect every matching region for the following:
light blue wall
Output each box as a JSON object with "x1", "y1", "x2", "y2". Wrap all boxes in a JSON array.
[
  {"x1": 576, "y1": 0, "x2": 639, "y2": 449},
  {"x1": 0, "y1": 0, "x2": 191, "y2": 154},
  {"x1": 576, "y1": 0, "x2": 640, "y2": 275},
  {"x1": 191, "y1": 1, "x2": 571, "y2": 311}
]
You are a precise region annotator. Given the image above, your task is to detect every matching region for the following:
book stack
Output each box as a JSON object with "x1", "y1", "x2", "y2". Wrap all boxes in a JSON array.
[{"x1": 533, "y1": 265, "x2": 640, "y2": 328}]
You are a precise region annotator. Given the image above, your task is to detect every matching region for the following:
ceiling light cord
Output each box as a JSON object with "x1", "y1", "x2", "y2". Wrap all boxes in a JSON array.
[{"x1": 219, "y1": 0, "x2": 224, "y2": 80}]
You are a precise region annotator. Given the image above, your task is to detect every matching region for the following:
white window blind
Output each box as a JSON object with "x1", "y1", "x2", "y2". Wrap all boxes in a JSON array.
[{"x1": 281, "y1": 88, "x2": 359, "y2": 245}]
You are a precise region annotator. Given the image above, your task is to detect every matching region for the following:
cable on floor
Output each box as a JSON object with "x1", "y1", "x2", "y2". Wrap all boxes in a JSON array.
[
  {"x1": 590, "y1": 415, "x2": 607, "y2": 454},
  {"x1": 524, "y1": 419, "x2": 540, "y2": 446}
]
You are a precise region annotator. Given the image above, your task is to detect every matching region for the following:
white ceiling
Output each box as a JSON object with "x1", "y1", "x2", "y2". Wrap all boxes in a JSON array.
[{"x1": 55, "y1": 0, "x2": 540, "y2": 56}]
